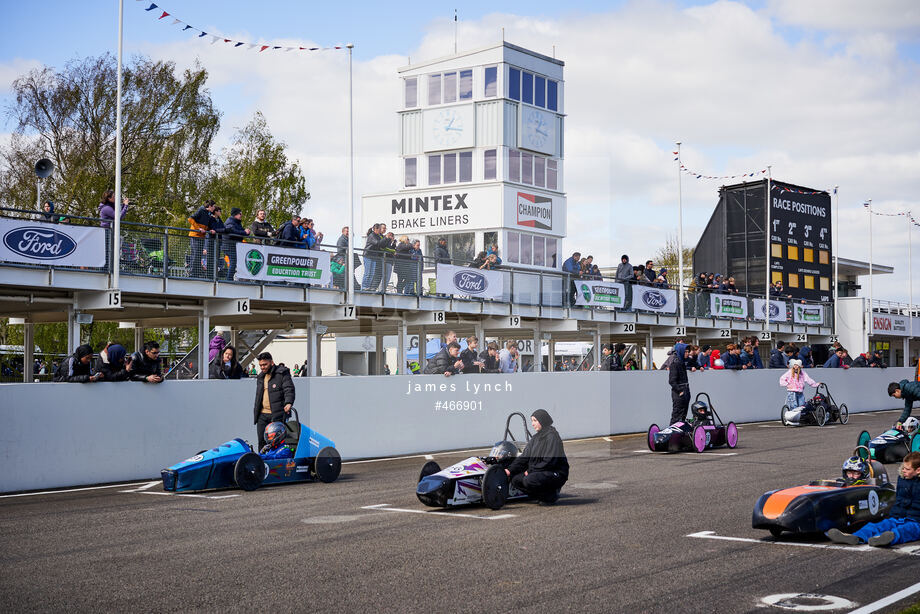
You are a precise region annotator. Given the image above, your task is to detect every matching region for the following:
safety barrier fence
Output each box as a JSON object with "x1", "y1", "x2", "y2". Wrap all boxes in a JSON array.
[
  {"x1": 0, "y1": 208, "x2": 833, "y2": 326},
  {"x1": 0, "y1": 367, "x2": 909, "y2": 492}
]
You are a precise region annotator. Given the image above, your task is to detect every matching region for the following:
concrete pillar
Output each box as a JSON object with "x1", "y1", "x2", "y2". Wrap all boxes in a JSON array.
[
  {"x1": 593, "y1": 327, "x2": 602, "y2": 370},
  {"x1": 198, "y1": 314, "x2": 210, "y2": 380},
  {"x1": 375, "y1": 332, "x2": 385, "y2": 375},
  {"x1": 134, "y1": 326, "x2": 144, "y2": 353},
  {"x1": 418, "y1": 326, "x2": 427, "y2": 372},
  {"x1": 66, "y1": 306, "x2": 77, "y2": 353},
  {"x1": 646, "y1": 333, "x2": 654, "y2": 370},
  {"x1": 548, "y1": 339, "x2": 556, "y2": 372},
  {"x1": 315, "y1": 328, "x2": 322, "y2": 376},
  {"x1": 475, "y1": 322, "x2": 485, "y2": 348},
  {"x1": 533, "y1": 322, "x2": 543, "y2": 373},
  {"x1": 23, "y1": 322, "x2": 34, "y2": 383},
  {"x1": 397, "y1": 319, "x2": 407, "y2": 375},
  {"x1": 307, "y1": 320, "x2": 318, "y2": 377},
  {"x1": 904, "y1": 338, "x2": 910, "y2": 368}
]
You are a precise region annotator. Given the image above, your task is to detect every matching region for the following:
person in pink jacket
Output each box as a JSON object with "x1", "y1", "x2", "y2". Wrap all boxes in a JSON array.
[{"x1": 779, "y1": 359, "x2": 819, "y2": 408}]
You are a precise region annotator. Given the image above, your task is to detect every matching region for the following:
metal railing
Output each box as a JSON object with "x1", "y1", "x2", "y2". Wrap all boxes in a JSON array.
[{"x1": 0, "y1": 207, "x2": 833, "y2": 326}]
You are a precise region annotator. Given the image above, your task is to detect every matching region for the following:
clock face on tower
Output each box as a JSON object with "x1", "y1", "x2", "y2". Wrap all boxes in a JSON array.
[
  {"x1": 521, "y1": 107, "x2": 555, "y2": 155},
  {"x1": 423, "y1": 105, "x2": 474, "y2": 152},
  {"x1": 432, "y1": 108, "x2": 464, "y2": 147}
]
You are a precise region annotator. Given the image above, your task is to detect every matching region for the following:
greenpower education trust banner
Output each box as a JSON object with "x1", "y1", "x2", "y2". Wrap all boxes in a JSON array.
[
  {"x1": 574, "y1": 280, "x2": 626, "y2": 308},
  {"x1": 235, "y1": 243, "x2": 331, "y2": 285}
]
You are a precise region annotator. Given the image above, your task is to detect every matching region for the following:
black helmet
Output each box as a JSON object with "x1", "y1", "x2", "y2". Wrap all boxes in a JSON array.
[
  {"x1": 691, "y1": 401, "x2": 711, "y2": 423},
  {"x1": 486, "y1": 441, "x2": 518, "y2": 464},
  {"x1": 841, "y1": 456, "x2": 869, "y2": 486}
]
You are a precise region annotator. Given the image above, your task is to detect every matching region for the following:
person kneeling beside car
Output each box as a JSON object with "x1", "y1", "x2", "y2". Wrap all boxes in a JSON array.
[{"x1": 504, "y1": 409, "x2": 569, "y2": 505}]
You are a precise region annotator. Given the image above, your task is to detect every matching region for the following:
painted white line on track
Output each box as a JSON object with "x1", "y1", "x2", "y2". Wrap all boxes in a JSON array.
[
  {"x1": 0, "y1": 481, "x2": 152, "y2": 499},
  {"x1": 686, "y1": 531, "x2": 920, "y2": 556},
  {"x1": 603, "y1": 437, "x2": 613, "y2": 442},
  {"x1": 119, "y1": 480, "x2": 160, "y2": 493},
  {"x1": 633, "y1": 449, "x2": 652, "y2": 454},
  {"x1": 361, "y1": 503, "x2": 515, "y2": 520},
  {"x1": 847, "y1": 580, "x2": 920, "y2": 614}
]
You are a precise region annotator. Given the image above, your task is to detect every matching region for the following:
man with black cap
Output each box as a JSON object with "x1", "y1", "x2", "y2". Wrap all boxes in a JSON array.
[
  {"x1": 669, "y1": 342, "x2": 690, "y2": 424},
  {"x1": 504, "y1": 409, "x2": 569, "y2": 505},
  {"x1": 221, "y1": 207, "x2": 250, "y2": 280}
]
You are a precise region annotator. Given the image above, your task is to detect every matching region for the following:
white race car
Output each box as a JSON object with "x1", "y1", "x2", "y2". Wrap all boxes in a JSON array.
[{"x1": 416, "y1": 412, "x2": 533, "y2": 510}]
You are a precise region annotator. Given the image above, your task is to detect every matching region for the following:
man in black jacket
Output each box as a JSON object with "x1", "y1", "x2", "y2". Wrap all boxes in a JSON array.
[
  {"x1": 55, "y1": 344, "x2": 104, "y2": 383},
  {"x1": 434, "y1": 237, "x2": 451, "y2": 265},
  {"x1": 253, "y1": 352, "x2": 296, "y2": 449},
  {"x1": 769, "y1": 341, "x2": 787, "y2": 369},
  {"x1": 189, "y1": 200, "x2": 218, "y2": 278},
  {"x1": 504, "y1": 409, "x2": 568, "y2": 505},
  {"x1": 424, "y1": 342, "x2": 463, "y2": 376},
  {"x1": 478, "y1": 342, "x2": 502, "y2": 373},
  {"x1": 220, "y1": 207, "x2": 251, "y2": 280},
  {"x1": 459, "y1": 336, "x2": 486, "y2": 373},
  {"x1": 249, "y1": 209, "x2": 275, "y2": 244},
  {"x1": 610, "y1": 343, "x2": 627, "y2": 371},
  {"x1": 669, "y1": 342, "x2": 690, "y2": 424},
  {"x1": 128, "y1": 341, "x2": 164, "y2": 383}
]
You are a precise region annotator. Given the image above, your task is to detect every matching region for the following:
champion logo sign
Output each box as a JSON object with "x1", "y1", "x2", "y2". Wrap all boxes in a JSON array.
[
  {"x1": 642, "y1": 290, "x2": 667, "y2": 309},
  {"x1": 3, "y1": 227, "x2": 77, "y2": 260},
  {"x1": 453, "y1": 270, "x2": 488, "y2": 294}
]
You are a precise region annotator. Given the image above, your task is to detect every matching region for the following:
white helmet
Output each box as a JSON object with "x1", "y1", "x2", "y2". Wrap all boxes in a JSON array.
[{"x1": 903, "y1": 417, "x2": 919, "y2": 436}]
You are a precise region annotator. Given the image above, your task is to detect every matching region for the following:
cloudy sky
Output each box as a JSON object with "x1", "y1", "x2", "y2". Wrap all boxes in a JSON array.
[{"x1": 1, "y1": 0, "x2": 919, "y2": 303}]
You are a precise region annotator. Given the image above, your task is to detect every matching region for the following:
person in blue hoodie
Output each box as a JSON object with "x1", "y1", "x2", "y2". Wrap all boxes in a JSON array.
[
  {"x1": 798, "y1": 345, "x2": 814, "y2": 368},
  {"x1": 751, "y1": 338, "x2": 764, "y2": 369},
  {"x1": 823, "y1": 347, "x2": 847, "y2": 369},
  {"x1": 668, "y1": 342, "x2": 690, "y2": 424},
  {"x1": 769, "y1": 341, "x2": 788, "y2": 369}
]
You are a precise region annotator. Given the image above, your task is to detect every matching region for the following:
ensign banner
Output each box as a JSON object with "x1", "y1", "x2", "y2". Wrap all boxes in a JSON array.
[
  {"x1": 235, "y1": 243, "x2": 331, "y2": 285},
  {"x1": 436, "y1": 264, "x2": 504, "y2": 299},
  {"x1": 0, "y1": 218, "x2": 106, "y2": 267}
]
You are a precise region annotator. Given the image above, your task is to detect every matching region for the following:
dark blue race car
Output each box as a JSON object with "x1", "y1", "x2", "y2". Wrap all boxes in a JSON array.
[{"x1": 161, "y1": 409, "x2": 341, "y2": 492}]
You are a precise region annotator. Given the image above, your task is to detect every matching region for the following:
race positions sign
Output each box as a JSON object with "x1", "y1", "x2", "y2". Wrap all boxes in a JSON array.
[{"x1": 769, "y1": 181, "x2": 832, "y2": 303}]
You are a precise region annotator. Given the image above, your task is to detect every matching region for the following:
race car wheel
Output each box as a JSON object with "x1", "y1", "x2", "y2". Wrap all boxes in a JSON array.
[
  {"x1": 780, "y1": 405, "x2": 790, "y2": 427},
  {"x1": 857, "y1": 430, "x2": 872, "y2": 451},
  {"x1": 418, "y1": 460, "x2": 441, "y2": 483},
  {"x1": 838, "y1": 404, "x2": 849, "y2": 425},
  {"x1": 814, "y1": 406, "x2": 827, "y2": 427},
  {"x1": 725, "y1": 422, "x2": 738, "y2": 449},
  {"x1": 912, "y1": 434, "x2": 920, "y2": 454},
  {"x1": 692, "y1": 426, "x2": 706, "y2": 453},
  {"x1": 233, "y1": 452, "x2": 265, "y2": 491},
  {"x1": 313, "y1": 446, "x2": 342, "y2": 483},
  {"x1": 481, "y1": 465, "x2": 509, "y2": 510},
  {"x1": 769, "y1": 527, "x2": 783, "y2": 538},
  {"x1": 647, "y1": 424, "x2": 660, "y2": 452}
]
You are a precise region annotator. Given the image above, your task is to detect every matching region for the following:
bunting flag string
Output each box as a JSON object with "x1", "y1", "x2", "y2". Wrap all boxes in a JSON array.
[
  {"x1": 672, "y1": 152, "x2": 766, "y2": 180},
  {"x1": 862, "y1": 203, "x2": 920, "y2": 227},
  {"x1": 139, "y1": 1, "x2": 346, "y2": 52}
]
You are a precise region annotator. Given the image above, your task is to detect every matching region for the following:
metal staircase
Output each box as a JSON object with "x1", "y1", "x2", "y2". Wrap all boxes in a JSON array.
[{"x1": 164, "y1": 329, "x2": 280, "y2": 379}]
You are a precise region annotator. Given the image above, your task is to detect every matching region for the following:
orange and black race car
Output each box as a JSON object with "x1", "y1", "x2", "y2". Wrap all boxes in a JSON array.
[{"x1": 752, "y1": 447, "x2": 896, "y2": 538}]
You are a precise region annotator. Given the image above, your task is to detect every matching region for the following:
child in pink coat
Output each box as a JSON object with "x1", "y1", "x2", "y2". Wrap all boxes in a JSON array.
[{"x1": 779, "y1": 359, "x2": 818, "y2": 408}]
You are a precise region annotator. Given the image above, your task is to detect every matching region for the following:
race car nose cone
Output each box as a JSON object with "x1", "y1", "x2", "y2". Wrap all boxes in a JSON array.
[{"x1": 416, "y1": 475, "x2": 452, "y2": 507}]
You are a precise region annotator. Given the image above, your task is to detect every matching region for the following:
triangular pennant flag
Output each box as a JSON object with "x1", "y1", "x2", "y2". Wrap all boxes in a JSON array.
[
  {"x1": 234, "y1": 42, "x2": 244, "y2": 47},
  {"x1": 171, "y1": 18, "x2": 180, "y2": 25},
  {"x1": 224, "y1": 39, "x2": 231, "y2": 43},
  {"x1": 158, "y1": 11, "x2": 169, "y2": 19},
  {"x1": 210, "y1": 35, "x2": 220, "y2": 44},
  {"x1": 672, "y1": 151, "x2": 678, "y2": 155},
  {"x1": 144, "y1": 3, "x2": 157, "y2": 10},
  {"x1": 247, "y1": 43, "x2": 258, "y2": 50},
  {"x1": 199, "y1": 31, "x2": 207, "y2": 37},
  {"x1": 260, "y1": 45, "x2": 270, "y2": 52},
  {"x1": 182, "y1": 25, "x2": 192, "y2": 30},
  {"x1": 285, "y1": 47, "x2": 294, "y2": 52}
]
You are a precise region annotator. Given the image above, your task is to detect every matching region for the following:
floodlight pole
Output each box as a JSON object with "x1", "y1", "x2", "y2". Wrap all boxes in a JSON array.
[
  {"x1": 346, "y1": 43, "x2": 355, "y2": 306},
  {"x1": 833, "y1": 185, "x2": 839, "y2": 337},
  {"x1": 113, "y1": 0, "x2": 124, "y2": 290},
  {"x1": 867, "y1": 199, "x2": 873, "y2": 354},
  {"x1": 765, "y1": 166, "x2": 772, "y2": 334},
  {"x1": 908, "y1": 209, "x2": 913, "y2": 339},
  {"x1": 676, "y1": 141, "x2": 684, "y2": 325}
]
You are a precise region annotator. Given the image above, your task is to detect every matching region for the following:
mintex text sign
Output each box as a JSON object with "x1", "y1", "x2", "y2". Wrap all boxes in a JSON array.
[{"x1": 362, "y1": 184, "x2": 503, "y2": 234}]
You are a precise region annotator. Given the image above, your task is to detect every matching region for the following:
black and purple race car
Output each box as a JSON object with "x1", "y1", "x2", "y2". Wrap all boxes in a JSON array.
[{"x1": 647, "y1": 393, "x2": 738, "y2": 453}]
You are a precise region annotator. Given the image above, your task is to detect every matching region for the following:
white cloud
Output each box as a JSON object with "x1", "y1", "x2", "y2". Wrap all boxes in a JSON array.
[
  {"x1": 134, "y1": 1, "x2": 919, "y2": 302},
  {"x1": 0, "y1": 58, "x2": 42, "y2": 95},
  {"x1": 766, "y1": 0, "x2": 920, "y2": 33}
]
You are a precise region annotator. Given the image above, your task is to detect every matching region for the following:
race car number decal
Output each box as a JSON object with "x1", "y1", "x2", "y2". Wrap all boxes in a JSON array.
[
  {"x1": 184, "y1": 454, "x2": 204, "y2": 463},
  {"x1": 868, "y1": 490, "x2": 879, "y2": 515}
]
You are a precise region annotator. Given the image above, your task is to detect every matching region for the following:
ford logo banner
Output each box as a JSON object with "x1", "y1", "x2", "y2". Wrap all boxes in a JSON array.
[
  {"x1": 453, "y1": 270, "x2": 488, "y2": 294},
  {"x1": 3, "y1": 227, "x2": 77, "y2": 260},
  {"x1": 641, "y1": 289, "x2": 667, "y2": 309}
]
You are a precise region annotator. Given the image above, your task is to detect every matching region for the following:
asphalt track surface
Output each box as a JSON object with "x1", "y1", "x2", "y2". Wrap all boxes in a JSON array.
[{"x1": 2, "y1": 410, "x2": 920, "y2": 613}]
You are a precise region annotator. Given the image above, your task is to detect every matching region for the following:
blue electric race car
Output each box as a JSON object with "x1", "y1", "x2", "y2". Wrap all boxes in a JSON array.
[{"x1": 161, "y1": 409, "x2": 341, "y2": 492}]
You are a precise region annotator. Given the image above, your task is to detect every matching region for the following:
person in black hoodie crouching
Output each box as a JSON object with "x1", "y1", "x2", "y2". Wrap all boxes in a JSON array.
[{"x1": 504, "y1": 409, "x2": 569, "y2": 505}]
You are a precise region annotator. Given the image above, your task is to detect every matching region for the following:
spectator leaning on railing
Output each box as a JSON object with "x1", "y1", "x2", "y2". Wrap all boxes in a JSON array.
[
  {"x1": 361, "y1": 224, "x2": 381, "y2": 290},
  {"x1": 277, "y1": 215, "x2": 304, "y2": 247},
  {"x1": 478, "y1": 342, "x2": 502, "y2": 373},
  {"x1": 250, "y1": 209, "x2": 275, "y2": 244},
  {"x1": 434, "y1": 237, "x2": 451, "y2": 264},
  {"x1": 460, "y1": 336, "x2": 486, "y2": 373},
  {"x1": 98, "y1": 189, "x2": 129, "y2": 229},
  {"x1": 615, "y1": 255, "x2": 632, "y2": 282},
  {"x1": 220, "y1": 207, "x2": 250, "y2": 280},
  {"x1": 129, "y1": 340, "x2": 164, "y2": 383},
  {"x1": 55, "y1": 344, "x2": 104, "y2": 383},
  {"x1": 425, "y1": 341, "x2": 463, "y2": 377},
  {"x1": 499, "y1": 341, "x2": 520, "y2": 373},
  {"x1": 188, "y1": 199, "x2": 218, "y2": 278}
]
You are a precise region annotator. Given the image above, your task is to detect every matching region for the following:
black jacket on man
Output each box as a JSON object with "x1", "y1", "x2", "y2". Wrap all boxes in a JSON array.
[
  {"x1": 250, "y1": 219, "x2": 275, "y2": 241},
  {"x1": 252, "y1": 364, "x2": 296, "y2": 424},
  {"x1": 190, "y1": 206, "x2": 214, "y2": 229},
  {"x1": 424, "y1": 347, "x2": 460, "y2": 375},
  {"x1": 478, "y1": 350, "x2": 501, "y2": 373},
  {"x1": 222, "y1": 216, "x2": 247, "y2": 241},
  {"x1": 459, "y1": 348, "x2": 482, "y2": 373},
  {"x1": 609, "y1": 352, "x2": 625, "y2": 371},
  {"x1": 434, "y1": 244, "x2": 451, "y2": 265},
  {"x1": 769, "y1": 348, "x2": 787, "y2": 369},
  {"x1": 507, "y1": 424, "x2": 569, "y2": 480},
  {"x1": 128, "y1": 351, "x2": 162, "y2": 381}
]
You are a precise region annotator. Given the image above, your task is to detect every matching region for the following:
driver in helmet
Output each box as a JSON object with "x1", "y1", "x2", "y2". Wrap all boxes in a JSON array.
[
  {"x1": 898, "y1": 417, "x2": 919, "y2": 437},
  {"x1": 259, "y1": 422, "x2": 293, "y2": 460},
  {"x1": 689, "y1": 401, "x2": 712, "y2": 426},
  {"x1": 504, "y1": 409, "x2": 568, "y2": 505},
  {"x1": 487, "y1": 441, "x2": 518, "y2": 464},
  {"x1": 840, "y1": 456, "x2": 870, "y2": 487}
]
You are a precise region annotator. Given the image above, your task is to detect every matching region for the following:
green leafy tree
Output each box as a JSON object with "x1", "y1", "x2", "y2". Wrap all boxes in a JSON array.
[
  {"x1": 653, "y1": 234, "x2": 695, "y2": 288},
  {"x1": 1, "y1": 54, "x2": 220, "y2": 225},
  {"x1": 205, "y1": 111, "x2": 307, "y2": 229}
]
